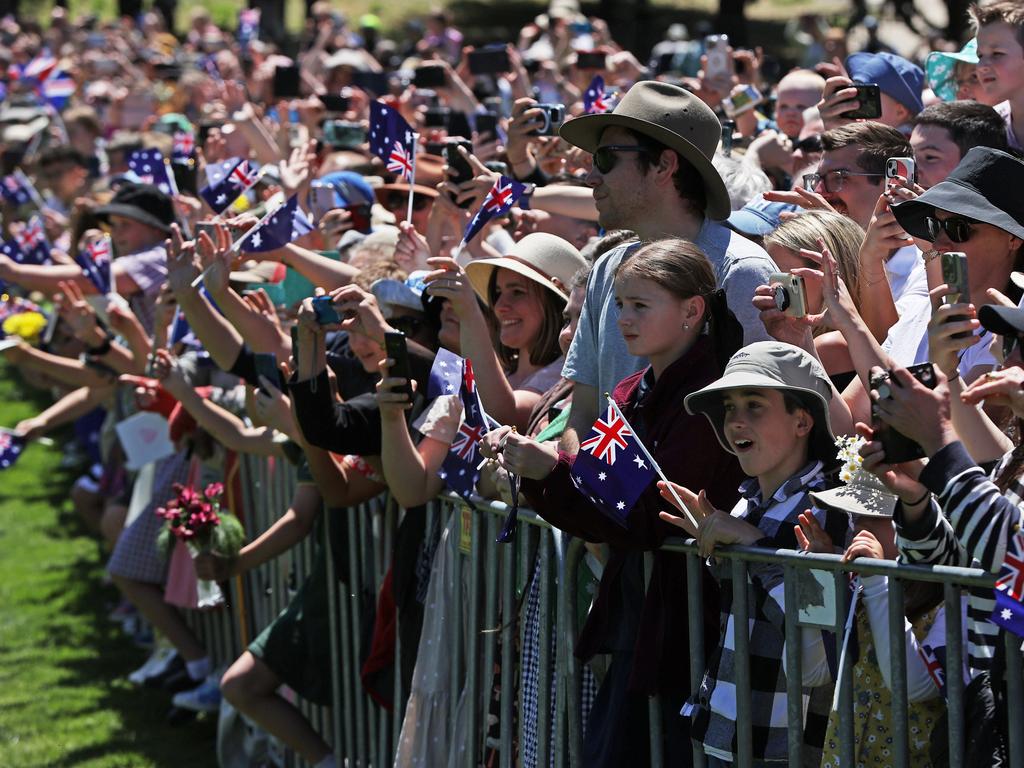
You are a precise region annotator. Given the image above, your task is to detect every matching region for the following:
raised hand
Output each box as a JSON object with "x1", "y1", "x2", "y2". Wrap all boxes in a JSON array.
[
  {"x1": 794, "y1": 510, "x2": 833, "y2": 554},
  {"x1": 423, "y1": 256, "x2": 477, "y2": 317}
]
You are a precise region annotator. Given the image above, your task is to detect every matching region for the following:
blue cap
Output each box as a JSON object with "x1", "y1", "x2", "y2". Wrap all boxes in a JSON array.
[
  {"x1": 846, "y1": 51, "x2": 924, "y2": 116},
  {"x1": 726, "y1": 195, "x2": 798, "y2": 237},
  {"x1": 316, "y1": 171, "x2": 375, "y2": 207}
]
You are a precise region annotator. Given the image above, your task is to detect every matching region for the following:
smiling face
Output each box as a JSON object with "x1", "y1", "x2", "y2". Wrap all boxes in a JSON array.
[
  {"x1": 976, "y1": 22, "x2": 1024, "y2": 104},
  {"x1": 721, "y1": 388, "x2": 813, "y2": 497},
  {"x1": 925, "y1": 207, "x2": 1022, "y2": 300},
  {"x1": 492, "y1": 268, "x2": 546, "y2": 353},
  {"x1": 614, "y1": 274, "x2": 699, "y2": 376},
  {"x1": 813, "y1": 144, "x2": 884, "y2": 229}
]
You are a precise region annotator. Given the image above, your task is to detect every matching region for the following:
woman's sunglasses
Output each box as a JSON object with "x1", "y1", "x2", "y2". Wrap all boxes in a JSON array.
[
  {"x1": 924, "y1": 215, "x2": 976, "y2": 244},
  {"x1": 390, "y1": 315, "x2": 425, "y2": 337},
  {"x1": 592, "y1": 145, "x2": 648, "y2": 174},
  {"x1": 382, "y1": 193, "x2": 432, "y2": 212}
]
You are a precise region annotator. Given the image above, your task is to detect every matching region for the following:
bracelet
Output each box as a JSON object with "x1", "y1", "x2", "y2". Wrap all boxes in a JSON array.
[
  {"x1": 84, "y1": 333, "x2": 114, "y2": 356},
  {"x1": 902, "y1": 489, "x2": 931, "y2": 507}
]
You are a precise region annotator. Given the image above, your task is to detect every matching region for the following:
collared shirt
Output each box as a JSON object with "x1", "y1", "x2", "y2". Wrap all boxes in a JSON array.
[
  {"x1": 684, "y1": 461, "x2": 850, "y2": 762},
  {"x1": 116, "y1": 243, "x2": 167, "y2": 335}
]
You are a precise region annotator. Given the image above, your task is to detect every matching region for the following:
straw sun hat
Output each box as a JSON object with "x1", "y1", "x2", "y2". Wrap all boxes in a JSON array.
[{"x1": 464, "y1": 232, "x2": 587, "y2": 304}]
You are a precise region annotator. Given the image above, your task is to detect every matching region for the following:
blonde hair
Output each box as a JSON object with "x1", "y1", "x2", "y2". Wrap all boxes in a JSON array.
[{"x1": 764, "y1": 210, "x2": 865, "y2": 316}]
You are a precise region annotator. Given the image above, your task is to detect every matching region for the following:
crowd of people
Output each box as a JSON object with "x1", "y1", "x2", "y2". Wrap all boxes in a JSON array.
[{"x1": 4, "y1": 0, "x2": 1024, "y2": 765}]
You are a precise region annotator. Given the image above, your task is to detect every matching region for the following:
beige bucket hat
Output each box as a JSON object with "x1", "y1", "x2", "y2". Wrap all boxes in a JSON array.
[
  {"x1": 810, "y1": 470, "x2": 898, "y2": 518},
  {"x1": 558, "y1": 80, "x2": 732, "y2": 220},
  {"x1": 465, "y1": 232, "x2": 586, "y2": 304}
]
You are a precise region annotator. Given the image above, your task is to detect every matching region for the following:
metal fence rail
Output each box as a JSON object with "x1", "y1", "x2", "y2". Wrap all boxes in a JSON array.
[{"x1": 181, "y1": 456, "x2": 1021, "y2": 768}]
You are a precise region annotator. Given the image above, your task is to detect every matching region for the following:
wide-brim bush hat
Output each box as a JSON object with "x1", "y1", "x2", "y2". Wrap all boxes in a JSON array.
[
  {"x1": 891, "y1": 147, "x2": 1024, "y2": 241},
  {"x1": 94, "y1": 182, "x2": 175, "y2": 234},
  {"x1": 465, "y1": 232, "x2": 586, "y2": 304},
  {"x1": 558, "y1": 80, "x2": 732, "y2": 221},
  {"x1": 926, "y1": 38, "x2": 978, "y2": 102},
  {"x1": 811, "y1": 469, "x2": 898, "y2": 518},
  {"x1": 685, "y1": 341, "x2": 836, "y2": 462}
]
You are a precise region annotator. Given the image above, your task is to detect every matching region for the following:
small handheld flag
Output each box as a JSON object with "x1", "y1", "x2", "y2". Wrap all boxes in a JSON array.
[
  {"x1": 172, "y1": 131, "x2": 196, "y2": 165},
  {"x1": 438, "y1": 357, "x2": 487, "y2": 500},
  {"x1": 0, "y1": 429, "x2": 25, "y2": 470},
  {"x1": 583, "y1": 75, "x2": 612, "y2": 114},
  {"x1": 74, "y1": 235, "x2": 113, "y2": 294},
  {"x1": 1, "y1": 174, "x2": 33, "y2": 207},
  {"x1": 200, "y1": 158, "x2": 261, "y2": 215},
  {"x1": 128, "y1": 149, "x2": 175, "y2": 195},
  {"x1": 237, "y1": 196, "x2": 314, "y2": 254},
  {"x1": 9, "y1": 216, "x2": 51, "y2": 265},
  {"x1": 369, "y1": 102, "x2": 417, "y2": 182},
  {"x1": 991, "y1": 529, "x2": 1024, "y2": 638},
  {"x1": 462, "y1": 176, "x2": 526, "y2": 245}
]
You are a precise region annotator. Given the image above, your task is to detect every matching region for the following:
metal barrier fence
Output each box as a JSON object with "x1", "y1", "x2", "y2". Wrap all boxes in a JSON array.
[{"x1": 182, "y1": 455, "x2": 1023, "y2": 768}]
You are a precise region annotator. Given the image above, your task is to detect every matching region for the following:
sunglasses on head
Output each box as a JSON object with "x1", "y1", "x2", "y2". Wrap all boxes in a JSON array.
[
  {"x1": 924, "y1": 214, "x2": 976, "y2": 244},
  {"x1": 592, "y1": 145, "x2": 649, "y2": 174}
]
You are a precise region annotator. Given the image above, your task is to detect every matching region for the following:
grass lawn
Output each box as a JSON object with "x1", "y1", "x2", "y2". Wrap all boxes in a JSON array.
[{"x1": 0, "y1": 362, "x2": 217, "y2": 767}]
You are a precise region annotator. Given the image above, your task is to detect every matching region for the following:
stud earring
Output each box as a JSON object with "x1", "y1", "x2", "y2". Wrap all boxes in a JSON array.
[{"x1": 682, "y1": 323, "x2": 689, "y2": 330}]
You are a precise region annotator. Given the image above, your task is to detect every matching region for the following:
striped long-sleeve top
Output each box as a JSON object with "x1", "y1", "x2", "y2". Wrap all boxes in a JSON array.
[{"x1": 895, "y1": 441, "x2": 1024, "y2": 674}]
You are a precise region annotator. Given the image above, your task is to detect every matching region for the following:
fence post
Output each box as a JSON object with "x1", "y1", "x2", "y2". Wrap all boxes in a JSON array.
[
  {"x1": 731, "y1": 557, "x2": 753, "y2": 766},
  {"x1": 835, "y1": 570, "x2": 853, "y2": 768},
  {"x1": 1005, "y1": 631, "x2": 1024, "y2": 766},
  {"x1": 562, "y1": 535, "x2": 586, "y2": 768},
  {"x1": 498, "y1": 514, "x2": 517, "y2": 768},
  {"x1": 686, "y1": 551, "x2": 707, "y2": 768},
  {"x1": 944, "y1": 583, "x2": 964, "y2": 768},
  {"x1": 783, "y1": 565, "x2": 803, "y2": 766},
  {"x1": 535, "y1": 527, "x2": 554, "y2": 762},
  {"x1": 887, "y1": 575, "x2": 909, "y2": 768}
]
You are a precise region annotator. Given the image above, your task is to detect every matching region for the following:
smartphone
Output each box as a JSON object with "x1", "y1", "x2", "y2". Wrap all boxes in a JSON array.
[
  {"x1": 845, "y1": 83, "x2": 882, "y2": 120},
  {"x1": 352, "y1": 70, "x2": 389, "y2": 96},
  {"x1": 384, "y1": 331, "x2": 414, "y2": 401},
  {"x1": 576, "y1": 50, "x2": 607, "y2": 70},
  {"x1": 309, "y1": 184, "x2": 343, "y2": 220},
  {"x1": 940, "y1": 251, "x2": 970, "y2": 306},
  {"x1": 425, "y1": 140, "x2": 446, "y2": 157},
  {"x1": 770, "y1": 272, "x2": 808, "y2": 318},
  {"x1": 423, "y1": 106, "x2": 451, "y2": 129},
  {"x1": 704, "y1": 34, "x2": 733, "y2": 85},
  {"x1": 444, "y1": 138, "x2": 475, "y2": 185},
  {"x1": 870, "y1": 363, "x2": 937, "y2": 463},
  {"x1": 475, "y1": 112, "x2": 499, "y2": 140},
  {"x1": 723, "y1": 85, "x2": 763, "y2": 118},
  {"x1": 312, "y1": 296, "x2": 342, "y2": 325},
  {"x1": 721, "y1": 119, "x2": 736, "y2": 157},
  {"x1": 195, "y1": 221, "x2": 218, "y2": 242},
  {"x1": 532, "y1": 104, "x2": 566, "y2": 137},
  {"x1": 322, "y1": 119, "x2": 366, "y2": 150},
  {"x1": 468, "y1": 47, "x2": 511, "y2": 75},
  {"x1": 886, "y1": 156, "x2": 916, "y2": 185},
  {"x1": 273, "y1": 65, "x2": 301, "y2": 99},
  {"x1": 447, "y1": 111, "x2": 473, "y2": 141},
  {"x1": 253, "y1": 352, "x2": 279, "y2": 393},
  {"x1": 413, "y1": 65, "x2": 447, "y2": 89},
  {"x1": 318, "y1": 93, "x2": 351, "y2": 113},
  {"x1": 485, "y1": 161, "x2": 510, "y2": 176}
]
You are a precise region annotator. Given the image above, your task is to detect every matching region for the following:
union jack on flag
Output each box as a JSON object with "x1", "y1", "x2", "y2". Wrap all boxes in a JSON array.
[
  {"x1": 996, "y1": 530, "x2": 1024, "y2": 600},
  {"x1": 1, "y1": 174, "x2": 32, "y2": 206},
  {"x1": 42, "y1": 70, "x2": 75, "y2": 110},
  {"x1": 571, "y1": 398, "x2": 656, "y2": 526},
  {"x1": 10, "y1": 217, "x2": 50, "y2": 265},
  {"x1": 200, "y1": 158, "x2": 261, "y2": 214},
  {"x1": 437, "y1": 354, "x2": 489, "y2": 500},
  {"x1": 172, "y1": 131, "x2": 195, "y2": 164},
  {"x1": 462, "y1": 176, "x2": 526, "y2": 245},
  {"x1": 917, "y1": 643, "x2": 947, "y2": 699},
  {"x1": 74, "y1": 235, "x2": 113, "y2": 294},
  {"x1": 583, "y1": 75, "x2": 612, "y2": 114},
  {"x1": 369, "y1": 101, "x2": 417, "y2": 182}
]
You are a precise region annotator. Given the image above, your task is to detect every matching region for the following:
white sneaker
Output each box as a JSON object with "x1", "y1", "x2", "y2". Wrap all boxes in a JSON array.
[
  {"x1": 129, "y1": 647, "x2": 179, "y2": 686},
  {"x1": 172, "y1": 674, "x2": 223, "y2": 713}
]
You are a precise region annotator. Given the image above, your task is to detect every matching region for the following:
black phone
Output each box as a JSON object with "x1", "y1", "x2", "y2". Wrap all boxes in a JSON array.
[
  {"x1": 576, "y1": 50, "x2": 606, "y2": 70},
  {"x1": 870, "y1": 363, "x2": 937, "y2": 463},
  {"x1": 423, "y1": 106, "x2": 451, "y2": 129},
  {"x1": 352, "y1": 70, "x2": 389, "y2": 97},
  {"x1": 312, "y1": 296, "x2": 342, "y2": 325},
  {"x1": 425, "y1": 140, "x2": 446, "y2": 157},
  {"x1": 476, "y1": 112, "x2": 499, "y2": 140},
  {"x1": 253, "y1": 352, "x2": 279, "y2": 393},
  {"x1": 468, "y1": 47, "x2": 511, "y2": 75},
  {"x1": 413, "y1": 65, "x2": 447, "y2": 89},
  {"x1": 273, "y1": 65, "x2": 301, "y2": 99},
  {"x1": 444, "y1": 138, "x2": 476, "y2": 208},
  {"x1": 845, "y1": 83, "x2": 882, "y2": 120},
  {"x1": 318, "y1": 93, "x2": 351, "y2": 113},
  {"x1": 447, "y1": 110, "x2": 473, "y2": 141},
  {"x1": 384, "y1": 331, "x2": 414, "y2": 401}
]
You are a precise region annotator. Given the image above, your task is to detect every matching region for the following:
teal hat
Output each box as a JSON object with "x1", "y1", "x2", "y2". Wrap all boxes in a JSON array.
[{"x1": 925, "y1": 39, "x2": 978, "y2": 102}]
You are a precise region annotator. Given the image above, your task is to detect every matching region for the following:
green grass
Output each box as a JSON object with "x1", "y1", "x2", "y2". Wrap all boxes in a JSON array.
[{"x1": 0, "y1": 363, "x2": 217, "y2": 767}]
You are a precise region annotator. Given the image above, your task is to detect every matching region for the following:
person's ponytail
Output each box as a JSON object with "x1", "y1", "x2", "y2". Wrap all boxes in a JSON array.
[{"x1": 704, "y1": 288, "x2": 743, "y2": 372}]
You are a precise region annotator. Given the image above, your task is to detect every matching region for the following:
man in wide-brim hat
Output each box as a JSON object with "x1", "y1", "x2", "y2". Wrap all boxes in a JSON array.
[{"x1": 557, "y1": 80, "x2": 776, "y2": 449}]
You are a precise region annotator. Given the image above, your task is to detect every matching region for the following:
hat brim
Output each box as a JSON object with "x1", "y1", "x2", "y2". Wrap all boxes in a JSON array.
[
  {"x1": 465, "y1": 257, "x2": 569, "y2": 304},
  {"x1": 685, "y1": 371, "x2": 836, "y2": 460},
  {"x1": 375, "y1": 183, "x2": 439, "y2": 198},
  {"x1": 810, "y1": 476, "x2": 897, "y2": 518},
  {"x1": 559, "y1": 112, "x2": 732, "y2": 221},
  {"x1": 978, "y1": 304, "x2": 1024, "y2": 336},
  {"x1": 891, "y1": 180, "x2": 1024, "y2": 241},
  {"x1": 726, "y1": 209, "x2": 775, "y2": 237},
  {"x1": 93, "y1": 202, "x2": 173, "y2": 234}
]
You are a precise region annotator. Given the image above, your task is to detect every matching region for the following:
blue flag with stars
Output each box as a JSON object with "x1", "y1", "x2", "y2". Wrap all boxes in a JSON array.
[
  {"x1": 369, "y1": 102, "x2": 417, "y2": 182},
  {"x1": 201, "y1": 158, "x2": 260, "y2": 214},
  {"x1": 438, "y1": 357, "x2": 488, "y2": 500},
  {"x1": 463, "y1": 176, "x2": 526, "y2": 245},
  {"x1": 1, "y1": 174, "x2": 32, "y2": 206},
  {"x1": 127, "y1": 149, "x2": 174, "y2": 195},
  {"x1": 0, "y1": 429, "x2": 25, "y2": 470},
  {"x1": 427, "y1": 347, "x2": 465, "y2": 400},
  {"x1": 239, "y1": 196, "x2": 314, "y2": 253},
  {"x1": 5, "y1": 216, "x2": 51, "y2": 265},
  {"x1": 991, "y1": 529, "x2": 1024, "y2": 638},
  {"x1": 74, "y1": 236, "x2": 113, "y2": 294},
  {"x1": 583, "y1": 75, "x2": 612, "y2": 114},
  {"x1": 571, "y1": 401, "x2": 656, "y2": 527}
]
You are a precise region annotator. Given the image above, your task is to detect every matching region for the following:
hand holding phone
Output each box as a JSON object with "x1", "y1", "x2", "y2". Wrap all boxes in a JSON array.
[
  {"x1": 844, "y1": 83, "x2": 882, "y2": 120},
  {"x1": 253, "y1": 352, "x2": 280, "y2": 394},
  {"x1": 940, "y1": 251, "x2": 972, "y2": 339},
  {"x1": 769, "y1": 272, "x2": 808, "y2": 318},
  {"x1": 869, "y1": 363, "x2": 937, "y2": 463},
  {"x1": 384, "y1": 331, "x2": 414, "y2": 401},
  {"x1": 312, "y1": 296, "x2": 342, "y2": 325}
]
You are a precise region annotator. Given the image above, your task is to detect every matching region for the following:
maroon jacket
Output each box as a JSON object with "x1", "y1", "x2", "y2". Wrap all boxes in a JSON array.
[{"x1": 521, "y1": 337, "x2": 745, "y2": 695}]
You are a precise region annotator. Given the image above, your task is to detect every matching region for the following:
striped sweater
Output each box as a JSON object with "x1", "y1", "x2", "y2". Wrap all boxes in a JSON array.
[{"x1": 895, "y1": 441, "x2": 1024, "y2": 673}]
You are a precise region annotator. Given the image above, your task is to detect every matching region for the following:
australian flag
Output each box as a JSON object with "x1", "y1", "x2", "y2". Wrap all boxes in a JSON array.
[
  {"x1": 128, "y1": 149, "x2": 174, "y2": 195},
  {"x1": 438, "y1": 357, "x2": 488, "y2": 500},
  {"x1": 991, "y1": 530, "x2": 1024, "y2": 638},
  {"x1": 583, "y1": 75, "x2": 612, "y2": 114},
  {"x1": 463, "y1": 176, "x2": 526, "y2": 245},
  {"x1": 42, "y1": 70, "x2": 75, "y2": 111},
  {"x1": 369, "y1": 102, "x2": 417, "y2": 182},
  {"x1": 201, "y1": 158, "x2": 260, "y2": 214},
  {"x1": 239, "y1": 196, "x2": 314, "y2": 253},
  {"x1": 171, "y1": 131, "x2": 195, "y2": 165},
  {"x1": 571, "y1": 400, "x2": 656, "y2": 526},
  {"x1": 0, "y1": 429, "x2": 25, "y2": 471},
  {"x1": 74, "y1": 236, "x2": 113, "y2": 294},
  {"x1": 427, "y1": 347, "x2": 465, "y2": 400},
  {"x1": 1, "y1": 174, "x2": 33, "y2": 206},
  {"x1": 917, "y1": 643, "x2": 948, "y2": 699},
  {"x1": 7, "y1": 217, "x2": 50, "y2": 265},
  {"x1": 237, "y1": 7, "x2": 261, "y2": 47}
]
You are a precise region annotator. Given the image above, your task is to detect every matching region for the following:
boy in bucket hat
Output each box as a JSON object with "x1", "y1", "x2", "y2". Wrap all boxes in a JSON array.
[
  {"x1": 660, "y1": 341, "x2": 849, "y2": 765},
  {"x1": 557, "y1": 80, "x2": 776, "y2": 453},
  {"x1": 0, "y1": 182, "x2": 175, "y2": 334}
]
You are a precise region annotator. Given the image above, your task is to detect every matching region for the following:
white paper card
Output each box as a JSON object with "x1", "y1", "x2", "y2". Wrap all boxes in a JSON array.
[{"x1": 115, "y1": 411, "x2": 175, "y2": 470}]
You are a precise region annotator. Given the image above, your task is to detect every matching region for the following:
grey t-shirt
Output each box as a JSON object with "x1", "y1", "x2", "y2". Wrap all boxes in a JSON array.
[{"x1": 562, "y1": 218, "x2": 776, "y2": 401}]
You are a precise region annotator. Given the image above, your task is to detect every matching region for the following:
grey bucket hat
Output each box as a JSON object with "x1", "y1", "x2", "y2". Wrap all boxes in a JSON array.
[
  {"x1": 810, "y1": 470, "x2": 898, "y2": 518},
  {"x1": 558, "y1": 80, "x2": 732, "y2": 221},
  {"x1": 684, "y1": 341, "x2": 836, "y2": 462}
]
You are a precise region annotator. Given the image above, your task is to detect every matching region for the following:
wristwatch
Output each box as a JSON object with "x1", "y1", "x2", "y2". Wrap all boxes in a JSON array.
[{"x1": 518, "y1": 182, "x2": 536, "y2": 210}]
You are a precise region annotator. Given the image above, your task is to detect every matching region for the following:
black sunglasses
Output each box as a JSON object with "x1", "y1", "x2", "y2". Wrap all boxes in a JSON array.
[
  {"x1": 383, "y1": 193, "x2": 432, "y2": 211},
  {"x1": 925, "y1": 214, "x2": 975, "y2": 244},
  {"x1": 592, "y1": 145, "x2": 648, "y2": 174}
]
